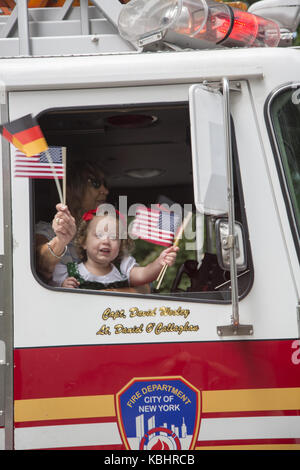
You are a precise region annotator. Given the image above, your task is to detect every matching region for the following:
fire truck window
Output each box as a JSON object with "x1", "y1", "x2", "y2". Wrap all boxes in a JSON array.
[
  {"x1": 269, "y1": 86, "x2": 300, "y2": 240},
  {"x1": 33, "y1": 104, "x2": 252, "y2": 302}
]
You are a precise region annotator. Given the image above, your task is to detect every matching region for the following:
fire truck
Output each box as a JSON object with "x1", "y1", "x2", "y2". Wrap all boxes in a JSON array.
[{"x1": 0, "y1": 0, "x2": 300, "y2": 451}]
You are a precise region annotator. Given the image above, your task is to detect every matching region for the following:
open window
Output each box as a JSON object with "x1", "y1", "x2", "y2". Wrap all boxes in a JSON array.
[{"x1": 32, "y1": 99, "x2": 253, "y2": 302}]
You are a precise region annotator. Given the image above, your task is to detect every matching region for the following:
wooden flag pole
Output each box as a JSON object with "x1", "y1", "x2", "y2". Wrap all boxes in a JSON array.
[
  {"x1": 156, "y1": 263, "x2": 168, "y2": 290},
  {"x1": 62, "y1": 147, "x2": 67, "y2": 206},
  {"x1": 45, "y1": 148, "x2": 63, "y2": 205},
  {"x1": 156, "y1": 211, "x2": 193, "y2": 290}
]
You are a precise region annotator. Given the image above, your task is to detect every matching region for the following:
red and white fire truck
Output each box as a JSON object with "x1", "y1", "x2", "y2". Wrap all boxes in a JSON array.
[{"x1": 0, "y1": 0, "x2": 300, "y2": 450}]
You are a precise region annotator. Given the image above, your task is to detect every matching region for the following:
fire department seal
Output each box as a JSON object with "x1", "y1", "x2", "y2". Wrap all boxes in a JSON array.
[{"x1": 116, "y1": 376, "x2": 201, "y2": 450}]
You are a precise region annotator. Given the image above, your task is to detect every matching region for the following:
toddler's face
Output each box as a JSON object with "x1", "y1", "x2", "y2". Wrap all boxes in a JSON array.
[{"x1": 83, "y1": 216, "x2": 121, "y2": 265}]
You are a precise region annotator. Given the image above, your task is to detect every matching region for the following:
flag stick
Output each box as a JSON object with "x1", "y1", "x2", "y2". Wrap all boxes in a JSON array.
[
  {"x1": 62, "y1": 147, "x2": 67, "y2": 206},
  {"x1": 45, "y1": 148, "x2": 63, "y2": 204},
  {"x1": 156, "y1": 211, "x2": 193, "y2": 290},
  {"x1": 156, "y1": 263, "x2": 168, "y2": 287}
]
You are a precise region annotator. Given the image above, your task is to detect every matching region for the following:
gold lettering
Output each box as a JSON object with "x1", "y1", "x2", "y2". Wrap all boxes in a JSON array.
[
  {"x1": 129, "y1": 307, "x2": 157, "y2": 318},
  {"x1": 102, "y1": 308, "x2": 126, "y2": 321},
  {"x1": 155, "y1": 322, "x2": 199, "y2": 335},
  {"x1": 126, "y1": 390, "x2": 142, "y2": 408},
  {"x1": 96, "y1": 325, "x2": 111, "y2": 335},
  {"x1": 97, "y1": 306, "x2": 198, "y2": 337},
  {"x1": 139, "y1": 383, "x2": 192, "y2": 406},
  {"x1": 146, "y1": 322, "x2": 155, "y2": 333},
  {"x1": 114, "y1": 324, "x2": 144, "y2": 334},
  {"x1": 159, "y1": 306, "x2": 190, "y2": 319}
]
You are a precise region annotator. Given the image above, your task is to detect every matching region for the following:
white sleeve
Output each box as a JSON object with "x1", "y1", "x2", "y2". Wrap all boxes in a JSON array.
[
  {"x1": 120, "y1": 256, "x2": 138, "y2": 282},
  {"x1": 51, "y1": 262, "x2": 69, "y2": 287}
]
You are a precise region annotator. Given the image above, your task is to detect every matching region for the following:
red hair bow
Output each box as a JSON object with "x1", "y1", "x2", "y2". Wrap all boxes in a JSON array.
[
  {"x1": 82, "y1": 209, "x2": 96, "y2": 221},
  {"x1": 82, "y1": 208, "x2": 126, "y2": 222}
]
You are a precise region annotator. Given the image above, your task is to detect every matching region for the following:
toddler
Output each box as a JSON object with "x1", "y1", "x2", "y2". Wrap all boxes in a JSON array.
[{"x1": 52, "y1": 210, "x2": 178, "y2": 290}]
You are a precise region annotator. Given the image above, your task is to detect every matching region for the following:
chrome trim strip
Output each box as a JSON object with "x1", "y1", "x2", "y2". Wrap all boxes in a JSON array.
[{"x1": 0, "y1": 93, "x2": 14, "y2": 450}]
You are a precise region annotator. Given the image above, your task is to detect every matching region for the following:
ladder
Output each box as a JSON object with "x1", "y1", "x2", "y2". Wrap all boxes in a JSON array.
[{"x1": 0, "y1": 0, "x2": 136, "y2": 56}]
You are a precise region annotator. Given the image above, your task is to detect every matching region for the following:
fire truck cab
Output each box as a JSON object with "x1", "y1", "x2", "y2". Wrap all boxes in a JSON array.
[{"x1": 0, "y1": 0, "x2": 300, "y2": 451}]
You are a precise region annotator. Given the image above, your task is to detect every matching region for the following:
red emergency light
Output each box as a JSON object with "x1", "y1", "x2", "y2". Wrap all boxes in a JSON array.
[
  {"x1": 118, "y1": 0, "x2": 281, "y2": 48},
  {"x1": 183, "y1": 2, "x2": 280, "y2": 48}
]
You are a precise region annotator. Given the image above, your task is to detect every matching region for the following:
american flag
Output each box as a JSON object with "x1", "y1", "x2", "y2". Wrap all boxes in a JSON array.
[
  {"x1": 130, "y1": 205, "x2": 181, "y2": 247},
  {"x1": 14, "y1": 146, "x2": 65, "y2": 179}
]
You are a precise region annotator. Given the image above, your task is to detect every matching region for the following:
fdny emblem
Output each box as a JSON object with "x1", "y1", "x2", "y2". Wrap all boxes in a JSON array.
[{"x1": 116, "y1": 376, "x2": 201, "y2": 450}]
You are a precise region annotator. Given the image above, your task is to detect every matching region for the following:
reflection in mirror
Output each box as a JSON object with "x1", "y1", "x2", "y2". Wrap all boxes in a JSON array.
[{"x1": 215, "y1": 218, "x2": 247, "y2": 272}]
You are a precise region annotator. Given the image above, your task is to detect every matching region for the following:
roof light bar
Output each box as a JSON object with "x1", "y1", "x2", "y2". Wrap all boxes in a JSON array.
[{"x1": 118, "y1": 0, "x2": 281, "y2": 48}]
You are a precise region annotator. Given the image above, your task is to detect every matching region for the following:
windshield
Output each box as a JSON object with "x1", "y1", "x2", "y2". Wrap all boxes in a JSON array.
[{"x1": 269, "y1": 85, "x2": 300, "y2": 242}]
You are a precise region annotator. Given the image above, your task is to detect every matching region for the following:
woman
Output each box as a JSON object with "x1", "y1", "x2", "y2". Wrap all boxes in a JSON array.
[{"x1": 35, "y1": 160, "x2": 109, "y2": 283}]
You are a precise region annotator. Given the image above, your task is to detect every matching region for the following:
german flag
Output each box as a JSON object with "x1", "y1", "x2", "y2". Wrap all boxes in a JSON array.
[{"x1": 0, "y1": 114, "x2": 48, "y2": 157}]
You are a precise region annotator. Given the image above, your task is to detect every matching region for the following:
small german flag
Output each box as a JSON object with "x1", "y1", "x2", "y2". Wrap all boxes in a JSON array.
[{"x1": 0, "y1": 114, "x2": 48, "y2": 157}]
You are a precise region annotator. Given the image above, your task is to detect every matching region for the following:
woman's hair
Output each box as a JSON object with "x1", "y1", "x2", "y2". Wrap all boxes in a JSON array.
[
  {"x1": 75, "y1": 213, "x2": 134, "y2": 263},
  {"x1": 66, "y1": 160, "x2": 107, "y2": 223}
]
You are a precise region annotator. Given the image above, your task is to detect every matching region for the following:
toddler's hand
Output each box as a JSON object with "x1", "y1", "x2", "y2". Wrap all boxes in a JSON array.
[
  {"x1": 62, "y1": 277, "x2": 80, "y2": 289},
  {"x1": 159, "y1": 246, "x2": 179, "y2": 267}
]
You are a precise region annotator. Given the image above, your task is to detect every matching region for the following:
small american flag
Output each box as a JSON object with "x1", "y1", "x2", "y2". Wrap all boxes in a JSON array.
[
  {"x1": 14, "y1": 146, "x2": 65, "y2": 179},
  {"x1": 131, "y1": 205, "x2": 181, "y2": 247}
]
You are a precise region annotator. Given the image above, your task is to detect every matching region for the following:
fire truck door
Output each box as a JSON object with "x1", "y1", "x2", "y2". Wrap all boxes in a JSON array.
[{"x1": 7, "y1": 78, "x2": 300, "y2": 450}]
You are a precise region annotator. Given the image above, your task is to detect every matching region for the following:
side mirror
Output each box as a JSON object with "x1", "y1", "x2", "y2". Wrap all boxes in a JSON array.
[
  {"x1": 215, "y1": 218, "x2": 247, "y2": 272},
  {"x1": 189, "y1": 84, "x2": 228, "y2": 216}
]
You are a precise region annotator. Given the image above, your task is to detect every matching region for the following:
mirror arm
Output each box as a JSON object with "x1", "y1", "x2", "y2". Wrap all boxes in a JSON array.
[
  {"x1": 223, "y1": 77, "x2": 240, "y2": 327},
  {"x1": 217, "y1": 78, "x2": 253, "y2": 337}
]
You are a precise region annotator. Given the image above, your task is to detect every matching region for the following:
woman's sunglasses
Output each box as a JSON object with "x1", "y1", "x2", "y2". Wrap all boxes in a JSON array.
[{"x1": 88, "y1": 177, "x2": 108, "y2": 189}]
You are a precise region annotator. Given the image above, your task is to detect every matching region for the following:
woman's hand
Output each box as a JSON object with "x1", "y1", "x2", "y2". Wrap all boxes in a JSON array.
[{"x1": 52, "y1": 203, "x2": 76, "y2": 247}]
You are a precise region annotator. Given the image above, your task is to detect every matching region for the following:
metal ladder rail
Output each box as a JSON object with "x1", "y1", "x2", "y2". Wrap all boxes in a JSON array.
[{"x1": 0, "y1": 0, "x2": 136, "y2": 56}]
